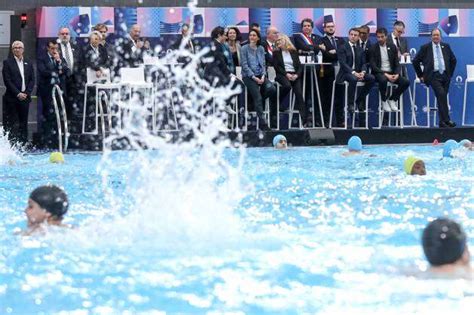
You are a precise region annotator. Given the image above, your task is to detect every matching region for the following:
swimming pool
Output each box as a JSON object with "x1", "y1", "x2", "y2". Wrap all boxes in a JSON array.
[{"x1": 1, "y1": 144, "x2": 473, "y2": 314}]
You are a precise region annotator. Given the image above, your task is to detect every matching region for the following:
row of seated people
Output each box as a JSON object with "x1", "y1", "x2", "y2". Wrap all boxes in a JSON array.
[
  {"x1": 2, "y1": 20, "x2": 457, "y2": 147},
  {"x1": 206, "y1": 19, "x2": 456, "y2": 130}
]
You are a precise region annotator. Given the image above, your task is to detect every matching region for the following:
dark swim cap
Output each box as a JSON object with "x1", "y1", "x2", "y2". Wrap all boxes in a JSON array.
[
  {"x1": 422, "y1": 218, "x2": 467, "y2": 266},
  {"x1": 29, "y1": 185, "x2": 69, "y2": 219}
]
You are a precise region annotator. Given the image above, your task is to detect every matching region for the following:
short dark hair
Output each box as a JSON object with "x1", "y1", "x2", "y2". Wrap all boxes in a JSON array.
[
  {"x1": 211, "y1": 26, "x2": 225, "y2": 40},
  {"x1": 348, "y1": 27, "x2": 360, "y2": 34},
  {"x1": 359, "y1": 25, "x2": 370, "y2": 32},
  {"x1": 47, "y1": 39, "x2": 58, "y2": 48},
  {"x1": 182, "y1": 23, "x2": 190, "y2": 30},
  {"x1": 376, "y1": 27, "x2": 388, "y2": 36},
  {"x1": 394, "y1": 20, "x2": 405, "y2": 28},
  {"x1": 422, "y1": 218, "x2": 467, "y2": 266},
  {"x1": 250, "y1": 22, "x2": 260, "y2": 29},
  {"x1": 227, "y1": 26, "x2": 242, "y2": 42},
  {"x1": 94, "y1": 23, "x2": 108, "y2": 32},
  {"x1": 301, "y1": 18, "x2": 314, "y2": 29}
]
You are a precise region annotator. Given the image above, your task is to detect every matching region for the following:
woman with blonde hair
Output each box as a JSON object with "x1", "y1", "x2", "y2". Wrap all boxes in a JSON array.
[{"x1": 272, "y1": 34, "x2": 310, "y2": 127}]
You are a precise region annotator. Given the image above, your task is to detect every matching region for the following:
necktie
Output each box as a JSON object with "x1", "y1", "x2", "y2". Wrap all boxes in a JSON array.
[
  {"x1": 361, "y1": 42, "x2": 365, "y2": 50},
  {"x1": 435, "y1": 45, "x2": 445, "y2": 74},
  {"x1": 351, "y1": 44, "x2": 355, "y2": 69},
  {"x1": 63, "y1": 44, "x2": 72, "y2": 69},
  {"x1": 330, "y1": 37, "x2": 336, "y2": 50}
]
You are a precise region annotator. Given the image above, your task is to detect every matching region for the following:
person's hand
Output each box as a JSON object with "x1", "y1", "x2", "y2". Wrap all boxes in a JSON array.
[
  {"x1": 286, "y1": 73, "x2": 293, "y2": 81},
  {"x1": 393, "y1": 74, "x2": 399, "y2": 81},
  {"x1": 17, "y1": 92, "x2": 27, "y2": 101},
  {"x1": 53, "y1": 51, "x2": 61, "y2": 63},
  {"x1": 384, "y1": 73, "x2": 392, "y2": 80},
  {"x1": 328, "y1": 49, "x2": 336, "y2": 54},
  {"x1": 403, "y1": 52, "x2": 410, "y2": 56},
  {"x1": 96, "y1": 70, "x2": 103, "y2": 78},
  {"x1": 136, "y1": 40, "x2": 144, "y2": 49},
  {"x1": 319, "y1": 43, "x2": 326, "y2": 51},
  {"x1": 419, "y1": 76, "x2": 424, "y2": 83}
]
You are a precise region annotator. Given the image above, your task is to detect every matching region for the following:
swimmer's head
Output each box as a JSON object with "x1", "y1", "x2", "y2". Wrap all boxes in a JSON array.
[
  {"x1": 404, "y1": 156, "x2": 426, "y2": 175},
  {"x1": 422, "y1": 218, "x2": 469, "y2": 267},
  {"x1": 347, "y1": 136, "x2": 362, "y2": 152},
  {"x1": 28, "y1": 185, "x2": 69, "y2": 220},
  {"x1": 49, "y1": 152, "x2": 65, "y2": 163},
  {"x1": 459, "y1": 139, "x2": 472, "y2": 150},
  {"x1": 442, "y1": 139, "x2": 458, "y2": 158},
  {"x1": 273, "y1": 134, "x2": 287, "y2": 149}
]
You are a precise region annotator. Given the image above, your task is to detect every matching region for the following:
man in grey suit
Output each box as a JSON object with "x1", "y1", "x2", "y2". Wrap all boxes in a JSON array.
[{"x1": 387, "y1": 20, "x2": 409, "y2": 57}]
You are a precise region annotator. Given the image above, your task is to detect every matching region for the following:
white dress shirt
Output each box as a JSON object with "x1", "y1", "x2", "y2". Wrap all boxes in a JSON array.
[
  {"x1": 61, "y1": 42, "x2": 74, "y2": 70},
  {"x1": 14, "y1": 56, "x2": 26, "y2": 92}
]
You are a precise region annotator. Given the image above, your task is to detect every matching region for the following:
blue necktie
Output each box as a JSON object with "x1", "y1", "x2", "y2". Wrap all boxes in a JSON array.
[{"x1": 435, "y1": 45, "x2": 445, "y2": 74}]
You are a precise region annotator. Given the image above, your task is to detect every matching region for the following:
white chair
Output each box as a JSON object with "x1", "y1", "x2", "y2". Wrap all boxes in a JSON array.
[
  {"x1": 377, "y1": 82, "x2": 404, "y2": 129},
  {"x1": 462, "y1": 64, "x2": 474, "y2": 126},
  {"x1": 82, "y1": 68, "x2": 123, "y2": 134},
  {"x1": 120, "y1": 66, "x2": 155, "y2": 130}
]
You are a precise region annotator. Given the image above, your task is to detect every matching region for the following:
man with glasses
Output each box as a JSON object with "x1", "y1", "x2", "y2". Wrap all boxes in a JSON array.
[
  {"x1": 2, "y1": 41, "x2": 35, "y2": 145},
  {"x1": 387, "y1": 21, "x2": 409, "y2": 57}
]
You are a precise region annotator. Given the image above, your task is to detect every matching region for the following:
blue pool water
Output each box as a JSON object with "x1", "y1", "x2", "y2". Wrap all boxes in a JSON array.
[{"x1": 1, "y1": 144, "x2": 473, "y2": 314}]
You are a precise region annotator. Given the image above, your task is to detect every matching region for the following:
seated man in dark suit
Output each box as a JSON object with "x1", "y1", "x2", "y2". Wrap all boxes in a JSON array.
[
  {"x1": 413, "y1": 28, "x2": 457, "y2": 128},
  {"x1": 336, "y1": 28, "x2": 375, "y2": 115},
  {"x1": 369, "y1": 27, "x2": 409, "y2": 112},
  {"x1": 37, "y1": 40, "x2": 70, "y2": 148},
  {"x1": 2, "y1": 41, "x2": 35, "y2": 145}
]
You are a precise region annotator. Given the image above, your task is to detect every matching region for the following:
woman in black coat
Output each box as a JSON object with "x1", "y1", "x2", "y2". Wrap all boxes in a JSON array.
[{"x1": 272, "y1": 34, "x2": 310, "y2": 126}]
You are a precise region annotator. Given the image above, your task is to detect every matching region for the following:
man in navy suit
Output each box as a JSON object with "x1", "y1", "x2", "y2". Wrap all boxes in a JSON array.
[
  {"x1": 370, "y1": 28, "x2": 410, "y2": 113},
  {"x1": 318, "y1": 21, "x2": 346, "y2": 126},
  {"x1": 2, "y1": 41, "x2": 35, "y2": 145},
  {"x1": 336, "y1": 28, "x2": 375, "y2": 115},
  {"x1": 413, "y1": 28, "x2": 457, "y2": 128},
  {"x1": 358, "y1": 25, "x2": 372, "y2": 61},
  {"x1": 37, "y1": 40, "x2": 70, "y2": 148}
]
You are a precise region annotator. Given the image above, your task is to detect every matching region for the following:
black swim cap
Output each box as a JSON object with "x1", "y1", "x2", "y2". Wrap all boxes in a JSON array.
[
  {"x1": 422, "y1": 218, "x2": 467, "y2": 266},
  {"x1": 29, "y1": 185, "x2": 69, "y2": 219}
]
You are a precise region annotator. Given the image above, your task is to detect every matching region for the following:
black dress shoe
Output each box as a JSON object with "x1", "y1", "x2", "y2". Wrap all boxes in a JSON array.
[{"x1": 439, "y1": 120, "x2": 456, "y2": 128}]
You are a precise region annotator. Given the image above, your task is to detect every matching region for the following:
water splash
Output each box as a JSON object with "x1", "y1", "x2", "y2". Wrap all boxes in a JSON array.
[{"x1": 0, "y1": 127, "x2": 22, "y2": 165}]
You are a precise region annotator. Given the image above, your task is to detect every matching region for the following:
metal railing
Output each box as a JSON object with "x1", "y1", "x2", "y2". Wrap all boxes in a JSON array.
[{"x1": 51, "y1": 84, "x2": 69, "y2": 152}]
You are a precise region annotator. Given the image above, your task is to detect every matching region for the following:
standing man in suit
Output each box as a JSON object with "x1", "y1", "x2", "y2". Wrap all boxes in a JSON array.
[
  {"x1": 172, "y1": 23, "x2": 196, "y2": 54},
  {"x1": 2, "y1": 41, "x2": 35, "y2": 145},
  {"x1": 387, "y1": 21, "x2": 409, "y2": 57},
  {"x1": 358, "y1": 25, "x2": 372, "y2": 61},
  {"x1": 263, "y1": 26, "x2": 279, "y2": 66},
  {"x1": 57, "y1": 27, "x2": 80, "y2": 117},
  {"x1": 318, "y1": 21, "x2": 346, "y2": 126},
  {"x1": 120, "y1": 24, "x2": 144, "y2": 69},
  {"x1": 370, "y1": 28, "x2": 409, "y2": 112},
  {"x1": 413, "y1": 28, "x2": 457, "y2": 128},
  {"x1": 37, "y1": 40, "x2": 70, "y2": 148},
  {"x1": 336, "y1": 28, "x2": 375, "y2": 118}
]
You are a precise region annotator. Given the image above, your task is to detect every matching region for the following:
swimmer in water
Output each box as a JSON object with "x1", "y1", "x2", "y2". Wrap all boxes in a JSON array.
[
  {"x1": 273, "y1": 134, "x2": 288, "y2": 149},
  {"x1": 459, "y1": 139, "x2": 473, "y2": 151},
  {"x1": 422, "y1": 218, "x2": 472, "y2": 278},
  {"x1": 404, "y1": 156, "x2": 426, "y2": 176},
  {"x1": 23, "y1": 185, "x2": 70, "y2": 235},
  {"x1": 342, "y1": 136, "x2": 364, "y2": 156},
  {"x1": 442, "y1": 139, "x2": 459, "y2": 158}
]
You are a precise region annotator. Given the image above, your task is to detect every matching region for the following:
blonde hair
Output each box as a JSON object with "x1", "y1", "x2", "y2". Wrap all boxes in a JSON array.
[{"x1": 276, "y1": 34, "x2": 296, "y2": 52}]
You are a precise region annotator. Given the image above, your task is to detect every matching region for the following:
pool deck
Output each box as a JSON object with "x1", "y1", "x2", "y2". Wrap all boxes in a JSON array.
[{"x1": 47, "y1": 126, "x2": 474, "y2": 150}]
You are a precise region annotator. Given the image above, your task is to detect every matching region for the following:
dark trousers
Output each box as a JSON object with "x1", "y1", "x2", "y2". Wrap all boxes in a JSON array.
[
  {"x1": 275, "y1": 73, "x2": 308, "y2": 122},
  {"x1": 2, "y1": 96, "x2": 29, "y2": 144},
  {"x1": 375, "y1": 73, "x2": 410, "y2": 101},
  {"x1": 39, "y1": 92, "x2": 60, "y2": 149},
  {"x1": 242, "y1": 76, "x2": 277, "y2": 127},
  {"x1": 430, "y1": 72, "x2": 451, "y2": 123},
  {"x1": 342, "y1": 72, "x2": 375, "y2": 107}
]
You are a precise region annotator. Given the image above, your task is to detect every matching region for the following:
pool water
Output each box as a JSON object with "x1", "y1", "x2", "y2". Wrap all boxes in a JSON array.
[{"x1": 1, "y1": 144, "x2": 473, "y2": 314}]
